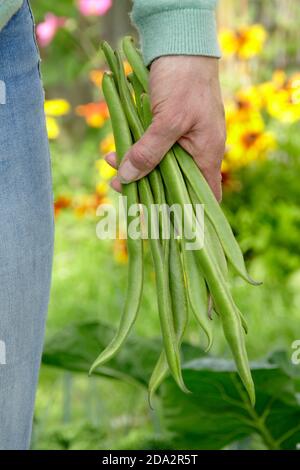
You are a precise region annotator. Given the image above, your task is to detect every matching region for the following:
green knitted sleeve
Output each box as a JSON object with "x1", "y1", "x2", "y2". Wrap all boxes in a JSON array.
[{"x1": 131, "y1": 0, "x2": 220, "y2": 66}]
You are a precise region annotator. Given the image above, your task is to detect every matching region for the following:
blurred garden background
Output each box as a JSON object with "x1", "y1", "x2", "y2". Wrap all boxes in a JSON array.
[{"x1": 30, "y1": 0, "x2": 300, "y2": 450}]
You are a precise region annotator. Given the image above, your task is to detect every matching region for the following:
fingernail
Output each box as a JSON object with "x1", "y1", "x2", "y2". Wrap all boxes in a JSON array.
[
  {"x1": 105, "y1": 152, "x2": 116, "y2": 161},
  {"x1": 118, "y1": 159, "x2": 140, "y2": 183}
]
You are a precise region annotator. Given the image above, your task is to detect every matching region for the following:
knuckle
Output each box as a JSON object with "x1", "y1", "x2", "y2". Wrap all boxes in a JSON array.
[
  {"x1": 168, "y1": 113, "x2": 185, "y2": 135},
  {"x1": 154, "y1": 111, "x2": 184, "y2": 137},
  {"x1": 129, "y1": 143, "x2": 155, "y2": 171}
]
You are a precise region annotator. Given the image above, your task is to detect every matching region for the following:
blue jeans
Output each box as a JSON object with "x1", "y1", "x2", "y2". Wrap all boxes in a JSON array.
[{"x1": 0, "y1": 1, "x2": 54, "y2": 450}]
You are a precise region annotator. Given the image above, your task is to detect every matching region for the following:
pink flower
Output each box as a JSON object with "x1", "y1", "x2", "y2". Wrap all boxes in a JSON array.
[
  {"x1": 77, "y1": 0, "x2": 112, "y2": 17},
  {"x1": 36, "y1": 13, "x2": 66, "y2": 47}
]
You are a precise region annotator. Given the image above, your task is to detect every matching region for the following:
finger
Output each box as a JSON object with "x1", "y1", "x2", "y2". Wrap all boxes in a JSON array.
[
  {"x1": 202, "y1": 170, "x2": 222, "y2": 202},
  {"x1": 179, "y1": 139, "x2": 224, "y2": 202},
  {"x1": 110, "y1": 177, "x2": 122, "y2": 193},
  {"x1": 118, "y1": 116, "x2": 182, "y2": 183},
  {"x1": 105, "y1": 152, "x2": 118, "y2": 169}
]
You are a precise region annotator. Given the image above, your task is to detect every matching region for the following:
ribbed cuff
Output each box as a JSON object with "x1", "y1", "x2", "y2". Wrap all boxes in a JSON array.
[{"x1": 133, "y1": 8, "x2": 221, "y2": 66}]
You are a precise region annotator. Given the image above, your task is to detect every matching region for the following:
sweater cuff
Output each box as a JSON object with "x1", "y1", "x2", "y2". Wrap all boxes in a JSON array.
[{"x1": 132, "y1": 8, "x2": 221, "y2": 66}]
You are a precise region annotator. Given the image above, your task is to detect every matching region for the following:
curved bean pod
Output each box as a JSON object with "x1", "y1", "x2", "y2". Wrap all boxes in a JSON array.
[
  {"x1": 115, "y1": 58, "x2": 188, "y2": 393},
  {"x1": 148, "y1": 234, "x2": 189, "y2": 406},
  {"x1": 173, "y1": 144, "x2": 261, "y2": 286},
  {"x1": 188, "y1": 182, "x2": 249, "y2": 334},
  {"x1": 127, "y1": 72, "x2": 144, "y2": 119},
  {"x1": 101, "y1": 41, "x2": 119, "y2": 86},
  {"x1": 160, "y1": 151, "x2": 255, "y2": 405},
  {"x1": 122, "y1": 36, "x2": 149, "y2": 93},
  {"x1": 89, "y1": 73, "x2": 143, "y2": 374}
]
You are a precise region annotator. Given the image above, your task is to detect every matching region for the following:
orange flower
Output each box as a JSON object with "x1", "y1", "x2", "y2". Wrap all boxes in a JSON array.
[
  {"x1": 76, "y1": 102, "x2": 109, "y2": 127},
  {"x1": 123, "y1": 61, "x2": 132, "y2": 76},
  {"x1": 73, "y1": 193, "x2": 109, "y2": 218},
  {"x1": 89, "y1": 69, "x2": 104, "y2": 88},
  {"x1": 54, "y1": 195, "x2": 72, "y2": 217},
  {"x1": 89, "y1": 62, "x2": 131, "y2": 89}
]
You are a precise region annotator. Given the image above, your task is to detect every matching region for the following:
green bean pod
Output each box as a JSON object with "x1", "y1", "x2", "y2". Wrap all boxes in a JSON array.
[
  {"x1": 148, "y1": 234, "x2": 189, "y2": 406},
  {"x1": 101, "y1": 41, "x2": 119, "y2": 87},
  {"x1": 187, "y1": 181, "x2": 249, "y2": 334},
  {"x1": 127, "y1": 72, "x2": 144, "y2": 119},
  {"x1": 141, "y1": 93, "x2": 169, "y2": 248},
  {"x1": 160, "y1": 151, "x2": 255, "y2": 405},
  {"x1": 173, "y1": 144, "x2": 261, "y2": 286},
  {"x1": 89, "y1": 73, "x2": 143, "y2": 374},
  {"x1": 138, "y1": 179, "x2": 188, "y2": 393},
  {"x1": 100, "y1": 39, "x2": 255, "y2": 405},
  {"x1": 141, "y1": 94, "x2": 212, "y2": 352},
  {"x1": 122, "y1": 36, "x2": 149, "y2": 93},
  {"x1": 182, "y1": 249, "x2": 213, "y2": 351},
  {"x1": 115, "y1": 57, "x2": 188, "y2": 393}
]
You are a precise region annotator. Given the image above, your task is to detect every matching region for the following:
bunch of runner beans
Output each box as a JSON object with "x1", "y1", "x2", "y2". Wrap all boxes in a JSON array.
[{"x1": 90, "y1": 37, "x2": 261, "y2": 406}]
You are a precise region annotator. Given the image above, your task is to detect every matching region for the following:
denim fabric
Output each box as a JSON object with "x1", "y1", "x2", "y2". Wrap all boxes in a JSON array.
[{"x1": 0, "y1": 0, "x2": 54, "y2": 450}]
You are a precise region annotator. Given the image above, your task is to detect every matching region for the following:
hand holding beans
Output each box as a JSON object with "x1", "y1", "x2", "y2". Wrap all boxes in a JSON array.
[
  {"x1": 91, "y1": 38, "x2": 261, "y2": 407},
  {"x1": 109, "y1": 55, "x2": 226, "y2": 202}
]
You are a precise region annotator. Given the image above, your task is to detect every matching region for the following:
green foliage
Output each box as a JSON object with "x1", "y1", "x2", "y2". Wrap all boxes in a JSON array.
[
  {"x1": 161, "y1": 356, "x2": 300, "y2": 450},
  {"x1": 42, "y1": 322, "x2": 300, "y2": 450}
]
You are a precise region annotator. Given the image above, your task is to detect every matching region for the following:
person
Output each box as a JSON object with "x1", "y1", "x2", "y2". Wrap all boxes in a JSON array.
[{"x1": 0, "y1": 0, "x2": 225, "y2": 450}]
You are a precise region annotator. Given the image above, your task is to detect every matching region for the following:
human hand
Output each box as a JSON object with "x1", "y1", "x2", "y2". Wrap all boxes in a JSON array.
[{"x1": 106, "y1": 55, "x2": 226, "y2": 201}]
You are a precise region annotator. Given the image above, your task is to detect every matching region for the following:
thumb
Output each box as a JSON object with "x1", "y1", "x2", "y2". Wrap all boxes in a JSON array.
[{"x1": 118, "y1": 116, "x2": 181, "y2": 183}]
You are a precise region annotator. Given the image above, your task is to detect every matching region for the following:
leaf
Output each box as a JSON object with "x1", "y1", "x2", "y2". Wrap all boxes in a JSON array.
[
  {"x1": 42, "y1": 324, "x2": 300, "y2": 450},
  {"x1": 42, "y1": 321, "x2": 159, "y2": 386},
  {"x1": 160, "y1": 357, "x2": 300, "y2": 450},
  {"x1": 42, "y1": 321, "x2": 200, "y2": 386}
]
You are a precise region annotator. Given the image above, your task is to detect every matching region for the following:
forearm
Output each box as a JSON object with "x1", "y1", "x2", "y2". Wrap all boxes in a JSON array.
[{"x1": 131, "y1": 0, "x2": 220, "y2": 65}]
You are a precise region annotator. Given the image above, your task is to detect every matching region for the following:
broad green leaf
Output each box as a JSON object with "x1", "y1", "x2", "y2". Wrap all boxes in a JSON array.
[
  {"x1": 42, "y1": 321, "x2": 159, "y2": 386},
  {"x1": 160, "y1": 357, "x2": 300, "y2": 450},
  {"x1": 42, "y1": 321, "x2": 199, "y2": 386},
  {"x1": 42, "y1": 323, "x2": 300, "y2": 450}
]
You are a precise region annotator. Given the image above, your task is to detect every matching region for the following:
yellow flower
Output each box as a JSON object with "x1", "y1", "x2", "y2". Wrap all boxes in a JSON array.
[
  {"x1": 44, "y1": 99, "x2": 70, "y2": 140},
  {"x1": 219, "y1": 24, "x2": 267, "y2": 59},
  {"x1": 46, "y1": 116, "x2": 60, "y2": 140},
  {"x1": 100, "y1": 133, "x2": 115, "y2": 155},
  {"x1": 96, "y1": 159, "x2": 116, "y2": 180},
  {"x1": 258, "y1": 71, "x2": 300, "y2": 123},
  {"x1": 289, "y1": 73, "x2": 300, "y2": 104},
  {"x1": 234, "y1": 86, "x2": 263, "y2": 112},
  {"x1": 114, "y1": 236, "x2": 128, "y2": 264},
  {"x1": 96, "y1": 181, "x2": 109, "y2": 195},
  {"x1": 44, "y1": 99, "x2": 70, "y2": 116},
  {"x1": 225, "y1": 114, "x2": 276, "y2": 169}
]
